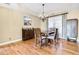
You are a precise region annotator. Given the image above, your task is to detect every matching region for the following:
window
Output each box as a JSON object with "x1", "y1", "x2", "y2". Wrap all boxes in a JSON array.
[
  {"x1": 48, "y1": 14, "x2": 67, "y2": 39},
  {"x1": 48, "y1": 15, "x2": 63, "y2": 38}
]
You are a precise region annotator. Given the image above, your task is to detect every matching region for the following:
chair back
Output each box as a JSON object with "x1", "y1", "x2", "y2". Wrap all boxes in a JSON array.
[
  {"x1": 34, "y1": 28, "x2": 41, "y2": 38},
  {"x1": 34, "y1": 28, "x2": 42, "y2": 44},
  {"x1": 48, "y1": 28, "x2": 58, "y2": 39},
  {"x1": 54, "y1": 28, "x2": 59, "y2": 39}
]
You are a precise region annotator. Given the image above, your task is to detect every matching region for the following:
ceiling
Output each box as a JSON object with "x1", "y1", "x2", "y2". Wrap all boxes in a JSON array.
[
  {"x1": 20, "y1": 3, "x2": 79, "y2": 17},
  {"x1": 2, "y1": 3, "x2": 79, "y2": 17}
]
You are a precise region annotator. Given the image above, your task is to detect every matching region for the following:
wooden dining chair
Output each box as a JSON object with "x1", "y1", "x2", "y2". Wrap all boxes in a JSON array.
[{"x1": 34, "y1": 28, "x2": 46, "y2": 47}]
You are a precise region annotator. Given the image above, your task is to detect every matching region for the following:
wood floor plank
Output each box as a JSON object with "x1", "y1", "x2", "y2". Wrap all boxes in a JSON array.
[{"x1": 0, "y1": 39, "x2": 79, "y2": 55}]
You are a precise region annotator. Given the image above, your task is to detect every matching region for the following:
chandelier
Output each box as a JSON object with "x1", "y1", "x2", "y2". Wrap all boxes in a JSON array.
[{"x1": 41, "y1": 4, "x2": 46, "y2": 22}]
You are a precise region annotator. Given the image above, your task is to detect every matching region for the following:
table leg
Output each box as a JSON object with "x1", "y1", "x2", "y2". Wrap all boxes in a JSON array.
[{"x1": 45, "y1": 38, "x2": 48, "y2": 46}]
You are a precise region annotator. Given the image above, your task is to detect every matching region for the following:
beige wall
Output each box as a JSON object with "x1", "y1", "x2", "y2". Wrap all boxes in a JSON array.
[
  {"x1": 40, "y1": 20, "x2": 47, "y2": 32},
  {"x1": 0, "y1": 6, "x2": 41, "y2": 43}
]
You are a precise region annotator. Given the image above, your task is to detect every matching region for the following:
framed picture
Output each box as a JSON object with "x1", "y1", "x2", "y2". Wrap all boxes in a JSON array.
[{"x1": 24, "y1": 16, "x2": 31, "y2": 26}]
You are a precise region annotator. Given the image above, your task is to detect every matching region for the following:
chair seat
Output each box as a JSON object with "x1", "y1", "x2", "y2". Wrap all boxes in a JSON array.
[
  {"x1": 47, "y1": 36, "x2": 54, "y2": 40},
  {"x1": 37, "y1": 36, "x2": 46, "y2": 40},
  {"x1": 42, "y1": 36, "x2": 46, "y2": 39}
]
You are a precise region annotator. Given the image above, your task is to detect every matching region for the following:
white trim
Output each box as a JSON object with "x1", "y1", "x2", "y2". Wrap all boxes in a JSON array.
[{"x1": 0, "y1": 39, "x2": 22, "y2": 46}]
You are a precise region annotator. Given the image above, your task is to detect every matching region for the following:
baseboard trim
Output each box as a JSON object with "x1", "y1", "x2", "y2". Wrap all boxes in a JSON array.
[{"x1": 0, "y1": 39, "x2": 22, "y2": 46}]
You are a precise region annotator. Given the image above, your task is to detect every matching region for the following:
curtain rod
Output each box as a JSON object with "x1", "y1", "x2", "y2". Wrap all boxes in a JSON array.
[{"x1": 46, "y1": 12, "x2": 68, "y2": 18}]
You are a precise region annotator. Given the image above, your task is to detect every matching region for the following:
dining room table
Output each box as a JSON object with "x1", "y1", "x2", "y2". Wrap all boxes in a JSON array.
[{"x1": 41, "y1": 30, "x2": 55, "y2": 46}]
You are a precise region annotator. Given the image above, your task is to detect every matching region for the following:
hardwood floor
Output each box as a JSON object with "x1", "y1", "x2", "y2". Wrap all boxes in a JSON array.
[{"x1": 0, "y1": 39, "x2": 79, "y2": 55}]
